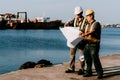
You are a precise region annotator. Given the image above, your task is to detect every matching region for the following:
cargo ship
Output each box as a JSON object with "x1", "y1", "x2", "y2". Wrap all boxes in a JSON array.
[{"x1": 0, "y1": 12, "x2": 63, "y2": 29}]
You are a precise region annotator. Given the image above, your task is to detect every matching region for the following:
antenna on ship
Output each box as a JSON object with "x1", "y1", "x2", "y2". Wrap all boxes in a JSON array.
[
  {"x1": 42, "y1": 12, "x2": 45, "y2": 18},
  {"x1": 42, "y1": 12, "x2": 45, "y2": 22}
]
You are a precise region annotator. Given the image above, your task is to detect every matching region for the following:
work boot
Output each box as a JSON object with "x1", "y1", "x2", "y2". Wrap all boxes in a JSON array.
[
  {"x1": 78, "y1": 69, "x2": 84, "y2": 75},
  {"x1": 83, "y1": 72, "x2": 92, "y2": 77},
  {"x1": 97, "y1": 74, "x2": 103, "y2": 79},
  {"x1": 65, "y1": 68, "x2": 75, "y2": 73}
]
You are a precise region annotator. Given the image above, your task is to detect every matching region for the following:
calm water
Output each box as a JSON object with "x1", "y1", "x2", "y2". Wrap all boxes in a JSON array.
[{"x1": 0, "y1": 28, "x2": 120, "y2": 74}]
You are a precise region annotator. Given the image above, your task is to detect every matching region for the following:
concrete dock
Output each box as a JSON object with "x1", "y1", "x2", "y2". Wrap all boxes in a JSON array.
[{"x1": 0, "y1": 54, "x2": 120, "y2": 80}]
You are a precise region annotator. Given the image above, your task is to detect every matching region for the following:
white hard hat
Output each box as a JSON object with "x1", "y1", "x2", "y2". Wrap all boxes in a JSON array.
[{"x1": 74, "y1": 6, "x2": 83, "y2": 15}]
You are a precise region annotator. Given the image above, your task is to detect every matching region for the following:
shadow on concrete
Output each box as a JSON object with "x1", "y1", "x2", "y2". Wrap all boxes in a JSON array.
[
  {"x1": 103, "y1": 66, "x2": 120, "y2": 78},
  {"x1": 92, "y1": 66, "x2": 120, "y2": 78}
]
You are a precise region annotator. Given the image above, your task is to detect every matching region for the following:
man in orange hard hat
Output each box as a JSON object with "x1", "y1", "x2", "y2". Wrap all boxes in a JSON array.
[{"x1": 82, "y1": 9, "x2": 103, "y2": 79}]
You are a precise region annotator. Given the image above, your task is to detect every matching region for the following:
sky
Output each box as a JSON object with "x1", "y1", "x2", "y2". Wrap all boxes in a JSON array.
[{"x1": 0, "y1": 0, "x2": 120, "y2": 24}]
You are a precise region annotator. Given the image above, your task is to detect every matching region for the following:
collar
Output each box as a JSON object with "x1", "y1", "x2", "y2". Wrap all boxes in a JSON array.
[{"x1": 89, "y1": 19, "x2": 96, "y2": 25}]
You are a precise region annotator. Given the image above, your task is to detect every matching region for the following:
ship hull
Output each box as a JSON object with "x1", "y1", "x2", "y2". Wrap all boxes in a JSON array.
[{"x1": 0, "y1": 20, "x2": 62, "y2": 29}]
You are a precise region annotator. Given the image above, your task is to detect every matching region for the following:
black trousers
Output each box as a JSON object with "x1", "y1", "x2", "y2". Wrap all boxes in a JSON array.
[{"x1": 83, "y1": 43, "x2": 103, "y2": 76}]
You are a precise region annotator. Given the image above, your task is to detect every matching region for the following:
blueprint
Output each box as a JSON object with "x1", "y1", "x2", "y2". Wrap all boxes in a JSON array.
[{"x1": 60, "y1": 27, "x2": 83, "y2": 48}]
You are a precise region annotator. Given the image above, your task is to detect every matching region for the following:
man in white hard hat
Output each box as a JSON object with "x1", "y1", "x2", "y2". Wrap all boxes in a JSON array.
[
  {"x1": 64, "y1": 6, "x2": 86, "y2": 75},
  {"x1": 82, "y1": 9, "x2": 103, "y2": 79}
]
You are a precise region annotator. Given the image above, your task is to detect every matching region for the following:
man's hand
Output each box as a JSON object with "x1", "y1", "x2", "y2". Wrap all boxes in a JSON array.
[
  {"x1": 79, "y1": 31, "x2": 84, "y2": 37},
  {"x1": 64, "y1": 23, "x2": 68, "y2": 27}
]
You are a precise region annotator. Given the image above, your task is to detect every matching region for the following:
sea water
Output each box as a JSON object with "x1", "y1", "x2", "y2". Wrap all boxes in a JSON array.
[{"x1": 0, "y1": 28, "x2": 120, "y2": 74}]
